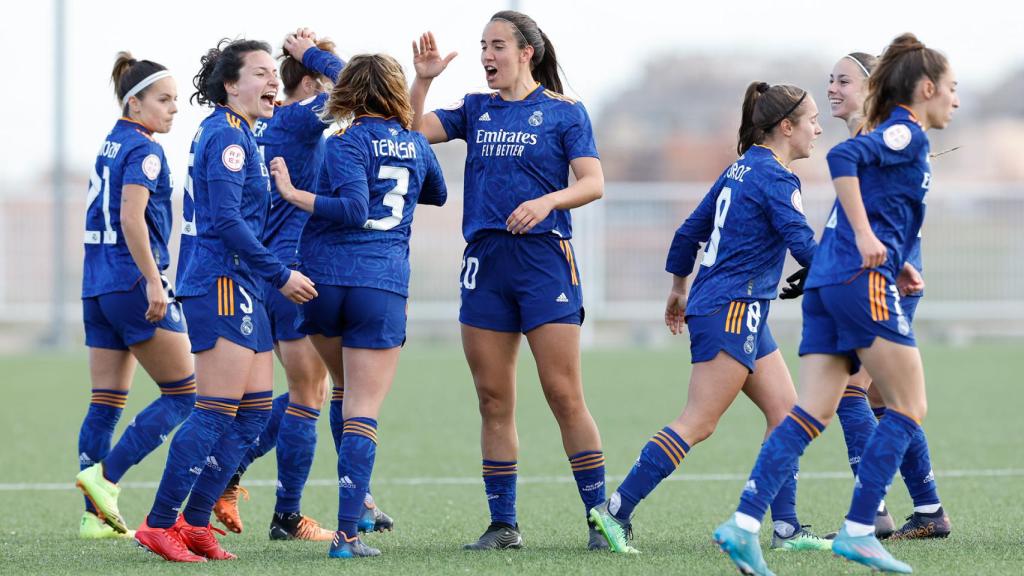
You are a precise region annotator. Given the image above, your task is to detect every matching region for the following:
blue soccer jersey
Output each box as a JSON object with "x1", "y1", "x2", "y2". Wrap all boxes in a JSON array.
[
  {"x1": 810, "y1": 106, "x2": 930, "y2": 288},
  {"x1": 177, "y1": 106, "x2": 290, "y2": 299},
  {"x1": 297, "y1": 116, "x2": 447, "y2": 296},
  {"x1": 433, "y1": 85, "x2": 599, "y2": 242},
  {"x1": 256, "y1": 47, "x2": 344, "y2": 265},
  {"x1": 83, "y1": 118, "x2": 174, "y2": 298},
  {"x1": 665, "y1": 145, "x2": 816, "y2": 316}
]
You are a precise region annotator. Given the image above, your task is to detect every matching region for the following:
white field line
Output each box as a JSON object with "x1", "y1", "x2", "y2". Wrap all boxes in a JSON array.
[{"x1": 1, "y1": 468, "x2": 1021, "y2": 492}]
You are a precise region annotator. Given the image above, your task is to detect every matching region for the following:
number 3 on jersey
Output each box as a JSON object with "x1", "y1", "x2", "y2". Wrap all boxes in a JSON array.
[
  {"x1": 364, "y1": 166, "x2": 409, "y2": 231},
  {"x1": 701, "y1": 187, "x2": 732, "y2": 267}
]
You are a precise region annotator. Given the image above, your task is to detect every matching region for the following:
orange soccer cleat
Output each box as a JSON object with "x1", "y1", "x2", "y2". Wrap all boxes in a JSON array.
[
  {"x1": 213, "y1": 483, "x2": 249, "y2": 534},
  {"x1": 134, "y1": 517, "x2": 207, "y2": 563},
  {"x1": 177, "y1": 521, "x2": 237, "y2": 560}
]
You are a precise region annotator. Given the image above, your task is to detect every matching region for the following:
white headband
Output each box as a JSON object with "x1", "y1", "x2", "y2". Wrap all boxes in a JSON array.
[
  {"x1": 844, "y1": 54, "x2": 871, "y2": 78},
  {"x1": 123, "y1": 70, "x2": 172, "y2": 102}
]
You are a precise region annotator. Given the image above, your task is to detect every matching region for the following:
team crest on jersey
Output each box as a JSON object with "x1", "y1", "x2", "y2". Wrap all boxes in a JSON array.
[
  {"x1": 528, "y1": 110, "x2": 543, "y2": 127},
  {"x1": 240, "y1": 315, "x2": 254, "y2": 336},
  {"x1": 743, "y1": 335, "x2": 755, "y2": 355},
  {"x1": 222, "y1": 145, "x2": 245, "y2": 172},
  {"x1": 790, "y1": 189, "x2": 804, "y2": 214},
  {"x1": 142, "y1": 153, "x2": 161, "y2": 180},
  {"x1": 883, "y1": 124, "x2": 912, "y2": 151}
]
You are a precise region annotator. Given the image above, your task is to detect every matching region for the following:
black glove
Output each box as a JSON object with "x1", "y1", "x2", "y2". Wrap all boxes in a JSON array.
[{"x1": 779, "y1": 267, "x2": 809, "y2": 300}]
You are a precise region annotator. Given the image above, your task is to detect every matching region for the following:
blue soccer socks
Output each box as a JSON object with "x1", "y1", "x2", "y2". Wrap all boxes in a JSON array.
[
  {"x1": 612, "y1": 427, "x2": 689, "y2": 522},
  {"x1": 337, "y1": 418, "x2": 378, "y2": 536},
  {"x1": 148, "y1": 396, "x2": 240, "y2": 528},
  {"x1": 102, "y1": 375, "x2": 196, "y2": 483},
  {"x1": 329, "y1": 386, "x2": 345, "y2": 452},
  {"x1": 738, "y1": 406, "x2": 824, "y2": 525},
  {"x1": 482, "y1": 459, "x2": 518, "y2": 527},
  {"x1": 837, "y1": 385, "x2": 877, "y2": 476},
  {"x1": 847, "y1": 409, "x2": 920, "y2": 525},
  {"x1": 78, "y1": 389, "x2": 128, "y2": 512},
  {"x1": 569, "y1": 450, "x2": 606, "y2": 519},
  {"x1": 235, "y1": 392, "x2": 289, "y2": 476},
  {"x1": 276, "y1": 402, "x2": 320, "y2": 514}
]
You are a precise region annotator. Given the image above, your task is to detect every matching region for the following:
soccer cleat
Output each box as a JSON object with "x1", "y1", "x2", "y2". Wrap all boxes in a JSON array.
[
  {"x1": 876, "y1": 505, "x2": 897, "y2": 539},
  {"x1": 770, "y1": 525, "x2": 832, "y2": 551},
  {"x1": 887, "y1": 508, "x2": 951, "y2": 541},
  {"x1": 177, "y1": 521, "x2": 237, "y2": 560},
  {"x1": 588, "y1": 520, "x2": 610, "y2": 550},
  {"x1": 358, "y1": 497, "x2": 395, "y2": 533},
  {"x1": 713, "y1": 518, "x2": 775, "y2": 576},
  {"x1": 832, "y1": 527, "x2": 912, "y2": 573},
  {"x1": 588, "y1": 501, "x2": 638, "y2": 554},
  {"x1": 463, "y1": 523, "x2": 524, "y2": 550},
  {"x1": 134, "y1": 517, "x2": 207, "y2": 563},
  {"x1": 269, "y1": 512, "x2": 334, "y2": 541},
  {"x1": 80, "y1": 511, "x2": 134, "y2": 539},
  {"x1": 75, "y1": 463, "x2": 127, "y2": 533},
  {"x1": 328, "y1": 530, "x2": 381, "y2": 558},
  {"x1": 213, "y1": 481, "x2": 249, "y2": 534}
]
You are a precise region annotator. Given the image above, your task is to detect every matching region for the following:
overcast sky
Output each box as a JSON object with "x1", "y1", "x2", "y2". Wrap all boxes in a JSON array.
[{"x1": 1, "y1": 0, "x2": 1018, "y2": 185}]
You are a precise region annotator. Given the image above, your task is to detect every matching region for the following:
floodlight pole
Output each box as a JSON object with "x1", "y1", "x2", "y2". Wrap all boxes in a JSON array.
[{"x1": 46, "y1": 0, "x2": 68, "y2": 348}]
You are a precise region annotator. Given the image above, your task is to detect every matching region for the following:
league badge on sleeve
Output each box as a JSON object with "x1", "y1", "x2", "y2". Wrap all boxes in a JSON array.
[
  {"x1": 883, "y1": 124, "x2": 912, "y2": 151},
  {"x1": 142, "y1": 154, "x2": 162, "y2": 180},
  {"x1": 790, "y1": 189, "x2": 805, "y2": 214},
  {"x1": 222, "y1": 145, "x2": 246, "y2": 172}
]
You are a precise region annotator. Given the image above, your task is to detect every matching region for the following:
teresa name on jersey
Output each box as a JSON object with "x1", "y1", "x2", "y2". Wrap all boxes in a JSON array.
[{"x1": 373, "y1": 138, "x2": 417, "y2": 159}]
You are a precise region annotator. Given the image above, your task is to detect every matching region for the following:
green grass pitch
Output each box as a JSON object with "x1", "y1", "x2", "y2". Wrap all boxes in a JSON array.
[{"x1": 1, "y1": 342, "x2": 1021, "y2": 574}]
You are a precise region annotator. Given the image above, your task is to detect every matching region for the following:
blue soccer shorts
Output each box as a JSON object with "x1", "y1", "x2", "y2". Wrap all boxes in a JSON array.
[
  {"x1": 180, "y1": 276, "x2": 272, "y2": 354},
  {"x1": 296, "y1": 285, "x2": 406, "y2": 349},
  {"x1": 686, "y1": 299, "x2": 777, "y2": 373},
  {"x1": 83, "y1": 276, "x2": 187, "y2": 350}
]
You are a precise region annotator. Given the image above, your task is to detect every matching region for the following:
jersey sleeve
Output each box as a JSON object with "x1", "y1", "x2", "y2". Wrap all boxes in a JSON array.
[
  {"x1": 313, "y1": 133, "x2": 370, "y2": 226},
  {"x1": 204, "y1": 127, "x2": 248, "y2": 186},
  {"x1": 209, "y1": 178, "x2": 291, "y2": 288},
  {"x1": 121, "y1": 140, "x2": 163, "y2": 192},
  {"x1": 561, "y1": 102, "x2": 600, "y2": 161},
  {"x1": 665, "y1": 175, "x2": 724, "y2": 276},
  {"x1": 432, "y1": 96, "x2": 469, "y2": 141},
  {"x1": 416, "y1": 135, "x2": 448, "y2": 207},
  {"x1": 827, "y1": 120, "x2": 926, "y2": 178},
  {"x1": 276, "y1": 92, "x2": 330, "y2": 139},
  {"x1": 763, "y1": 179, "x2": 816, "y2": 267},
  {"x1": 301, "y1": 46, "x2": 345, "y2": 82}
]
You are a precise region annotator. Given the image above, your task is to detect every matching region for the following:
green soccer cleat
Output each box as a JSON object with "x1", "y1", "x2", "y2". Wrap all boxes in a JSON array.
[
  {"x1": 832, "y1": 527, "x2": 912, "y2": 573},
  {"x1": 588, "y1": 500, "x2": 639, "y2": 554},
  {"x1": 713, "y1": 517, "x2": 775, "y2": 576},
  {"x1": 770, "y1": 525, "x2": 832, "y2": 551},
  {"x1": 75, "y1": 463, "x2": 126, "y2": 533},
  {"x1": 80, "y1": 511, "x2": 134, "y2": 539}
]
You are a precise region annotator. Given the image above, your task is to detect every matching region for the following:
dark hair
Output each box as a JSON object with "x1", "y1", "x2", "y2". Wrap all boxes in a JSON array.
[
  {"x1": 280, "y1": 38, "x2": 337, "y2": 97},
  {"x1": 191, "y1": 38, "x2": 273, "y2": 107},
  {"x1": 865, "y1": 33, "x2": 949, "y2": 130},
  {"x1": 321, "y1": 54, "x2": 413, "y2": 130},
  {"x1": 111, "y1": 51, "x2": 168, "y2": 115},
  {"x1": 846, "y1": 52, "x2": 879, "y2": 77},
  {"x1": 737, "y1": 82, "x2": 808, "y2": 155},
  {"x1": 490, "y1": 10, "x2": 562, "y2": 94}
]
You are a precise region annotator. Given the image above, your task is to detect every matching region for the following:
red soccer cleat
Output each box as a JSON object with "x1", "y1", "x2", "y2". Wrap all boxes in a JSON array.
[
  {"x1": 177, "y1": 521, "x2": 237, "y2": 560},
  {"x1": 134, "y1": 517, "x2": 207, "y2": 563}
]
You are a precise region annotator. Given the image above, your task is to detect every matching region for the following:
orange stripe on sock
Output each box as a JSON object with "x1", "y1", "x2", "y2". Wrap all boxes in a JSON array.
[
  {"x1": 788, "y1": 413, "x2": 817, "y2": 439},
  {"x1": 649, "y1": 436, "x2": 681, "y2": 467}
]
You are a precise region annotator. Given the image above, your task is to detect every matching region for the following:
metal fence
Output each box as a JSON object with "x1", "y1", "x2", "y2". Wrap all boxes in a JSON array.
[{"x1": 1, "y1": 181, "x2": 1022, "y2": 348}]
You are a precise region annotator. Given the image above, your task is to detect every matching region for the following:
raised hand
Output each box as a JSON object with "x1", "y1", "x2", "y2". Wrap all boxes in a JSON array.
[{"x1": 412, "y1": 31, "x2": 457, "y2": 79}]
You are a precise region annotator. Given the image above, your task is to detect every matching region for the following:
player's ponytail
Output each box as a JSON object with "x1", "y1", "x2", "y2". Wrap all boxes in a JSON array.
[
  {"x1": 191, "y1": 38, "x2": 273, "y2": 107},
  {"x1": 490, "y1": 10, "x2": 563, "y2": 94},
  {"x1": 865, "y1": 33, "x2": 948, "y2": 130},
  {"x1": 110, "y1": 51, "x2": 168, "y2": 115},
  {"x1": 321, "y1": 54, "x2": 414, "y2": 130},
  {"x1": 737, "y1": 81, "x2": 808, "y2": 155},
  {"x1": 280, "y1": 38, "x2": 338, "y2": 98}
]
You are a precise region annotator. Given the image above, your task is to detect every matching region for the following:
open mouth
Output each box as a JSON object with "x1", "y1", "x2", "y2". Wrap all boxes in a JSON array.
[
  {"x1": 261, "y1": 91, "x2": 277, "y2": 106},
  {"x1": 484, "y1": 66, "x2": 497, "y2": 82},
  {"x1": 829, "y1": 98, "x2": 843, "y2": 108}
]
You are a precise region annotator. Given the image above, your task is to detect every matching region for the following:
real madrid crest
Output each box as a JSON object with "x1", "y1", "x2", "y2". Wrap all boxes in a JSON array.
[{"x1": 528, "y1": 110, "x2": 543, "y2": 127}]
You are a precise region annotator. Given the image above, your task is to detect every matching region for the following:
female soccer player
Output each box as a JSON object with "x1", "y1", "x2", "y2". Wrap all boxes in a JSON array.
[
  {"x1": 590, "y1": 82, "x2": 827, "y2": 554},
  {"x1": 826, "y1": 51, "x2": 950, "y2": 540},
  {"x1": 410, "y1": 11, "x2": 608, "y2": 550},
  {"x1": 75, "y1": 52, "x2": 195, "y2": 540},
  {"x1": 133, "y1": 38, "x2": 317, "y2": 563},
  {"x1": 714, "y1": 33, "x2": 958, "y2": 575},
  {"x1": 212, "y1": 27, "x2": 341, "y2": 543},
  {"x1": 269, "y1": 52, "x2": 447, "y2": 558}
]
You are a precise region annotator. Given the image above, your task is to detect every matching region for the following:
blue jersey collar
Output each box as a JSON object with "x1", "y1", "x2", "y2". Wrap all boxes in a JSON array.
[
  {"x1": 217, "y1": 105, "x2": 254, "y2": 131},
  {"x1": 116, "y1": 117, "x2": 152, "y2": 135},
  {"x1": 493, "y1": 83, "x2": 545, "y2": 105}
]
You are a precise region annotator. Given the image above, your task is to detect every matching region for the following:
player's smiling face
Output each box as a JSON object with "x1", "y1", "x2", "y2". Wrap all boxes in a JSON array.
[
  {"x1": 827, "y1": 58, "x2": 868, "y2": 122},
  {"x1": 480, "y1": 20, "x2": 532, "y2": 91},
  {"x1": 227, "y1": 50, "x2": 279, "y2": 122},
  {"x1": 132, "y1": 76, "x2": 177, "y2": 134}
]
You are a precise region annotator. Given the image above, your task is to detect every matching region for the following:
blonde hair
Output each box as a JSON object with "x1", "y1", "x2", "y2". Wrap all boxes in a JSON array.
[{"x1": 321, "y1": 54, "x2": 413, "y2": 129}]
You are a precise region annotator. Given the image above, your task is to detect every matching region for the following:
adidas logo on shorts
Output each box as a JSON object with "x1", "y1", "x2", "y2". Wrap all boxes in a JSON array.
[
  {"x1": 556, "y1": 292, "x2": 569, "y2": 303},
  {"x1": 479, "y1": 112, "x2": 491, "y2": 121}
]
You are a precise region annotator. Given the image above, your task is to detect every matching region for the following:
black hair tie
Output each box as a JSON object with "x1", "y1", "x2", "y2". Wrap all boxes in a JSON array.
[{"x1": 763, "y1": 91, "x2": 807, "y2": 130}]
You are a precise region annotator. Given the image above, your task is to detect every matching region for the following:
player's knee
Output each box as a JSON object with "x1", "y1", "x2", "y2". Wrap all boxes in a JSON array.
[
  {"x1": 477, "y1": 387, "x2": 514, "y2": 421},
  {"x1": 542, "y1": 386, "x2": 586, "y2": 423}
]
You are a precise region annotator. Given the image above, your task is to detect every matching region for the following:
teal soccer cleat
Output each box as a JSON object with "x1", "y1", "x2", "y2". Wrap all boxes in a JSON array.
[
  {"x1": 832, "y1": 527, "x2": 912, "y2": 573},
  {"x1": 713, "y1": 517, "x2": 775, "y2": 576},
  {"x1": 328, "y1": 530, "x2": 381, "y2": 558}
]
